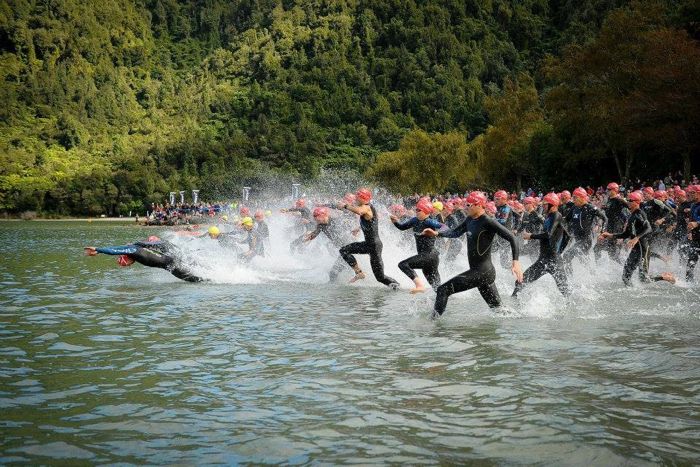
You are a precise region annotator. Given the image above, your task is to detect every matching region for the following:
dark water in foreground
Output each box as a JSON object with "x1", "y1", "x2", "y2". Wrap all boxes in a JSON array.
[{"x1": 1, "y1": 221, "x2": 699, "y2": 464}]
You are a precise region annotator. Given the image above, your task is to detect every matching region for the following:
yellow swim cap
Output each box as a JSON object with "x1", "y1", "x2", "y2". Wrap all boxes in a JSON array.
[
  {"x1": 265, "y1": 210, "x2": 272, "y2": 217},
  {"x1": 432, "y1": 201, "x2": 443, "y2": 212},
  {"x1": 241, "y1": 216, "x2": 254, "y2": 227},
  {"x1": 208, "y1": 226, "x2": 220, "y2": 236}
]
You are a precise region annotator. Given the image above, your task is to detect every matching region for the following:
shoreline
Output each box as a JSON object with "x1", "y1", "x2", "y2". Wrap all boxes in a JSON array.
[{"x1": 0, "y1": 217, "x2": 141, "y2": 222}]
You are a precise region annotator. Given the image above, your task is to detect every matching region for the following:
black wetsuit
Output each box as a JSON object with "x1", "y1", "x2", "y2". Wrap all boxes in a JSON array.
[
  {"x1": 560, "y1": 200, "x2": 574, "y2": 220},
  {"x1": 289, "y1": 207, "x2": 313, "y2": 252},
  {"x1": 686, "y1": 202, "x2": 700, "y2": 281},
  {"x1": 610, "y1": 208, "x2": 663, "y2": 285},
  {"x1": 513, "y1": 211, "x2": 569, "y2": 297},
  {"x1": 641, "y1": 199, "x2": 674, "y2": 238},
  {"x1": 309, "y1": 218, "x2": 349, "y2": 282},
  {"x1": 96, "y1": 241, "x2": 202, "y2": 282},
  {"x1": 393, "y1": 216, "x2": 444, "y2": 289},
  {"x1": 255, "y1": 220, "x2": 269, "y2": 240},
  {"x1": 670, "y1": 201, "x2": 692, "y2": 258},
  {"x1": 563, "y1": 203, "x2": 607, "y2": 270},
  {"x1": 340, "y1": 204, "x2": 399, "y2": 288},
  {"x1": 517, "y1": 210, "x2": 544, "y2": 258},
  {"x1": 239, "y1": 229, "x2": 264, "y2": 262},
  {"x1": 494, "y1": 204, "x2": 515, "y2": 267},
  {"x1": 595, "y1": 196, "x2": 628, "y2": 262},
  {"x1": 433, "y1": 214, "x2": 519, "y2": 315}
]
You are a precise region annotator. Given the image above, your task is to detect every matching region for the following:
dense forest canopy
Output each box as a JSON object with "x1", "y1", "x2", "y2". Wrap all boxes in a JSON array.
[{"x1": 1, "y1": 0, "x2": 698, "y2": 214}]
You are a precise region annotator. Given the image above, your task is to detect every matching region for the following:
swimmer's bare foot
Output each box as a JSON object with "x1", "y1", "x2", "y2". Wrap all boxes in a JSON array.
[
  {"x1": 410, "y1": 287, "x2": 426, "y2": 294},
  {"x1": 661, "y1": 272, "x2": 676, "y2": 284},
  {"x1": 349, "y1": 272, "x2": 366, "y2": 283}
]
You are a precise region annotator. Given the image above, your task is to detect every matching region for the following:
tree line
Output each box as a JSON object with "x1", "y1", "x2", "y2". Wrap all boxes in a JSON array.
[{"x1": 1, "y1": 0, "x2": 697, "y2": 214}]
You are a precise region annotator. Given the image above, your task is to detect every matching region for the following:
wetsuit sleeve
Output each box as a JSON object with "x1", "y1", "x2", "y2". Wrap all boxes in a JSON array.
[
  {"x1": 393, "y1": 217, "x2": 417, "y2": 231},
  {"x1": 425, "y1": 219, "x2": 445, "y2": 230},
  {"x1": 308, "y1": 224, "x2": 322, "y2": 238},
  {"x1": 691, "y1": 204, "x2": 700, "y2": 222},
  {"x1": 594, "y1": 207, "x2": 608, "y2": 230},
  {"x1": 438, "y1": 219, "x2": 469, "y2": 238},
  {"x1": 95, "y1": 245, "x2": 138, "y2": 255},
  {"x1": 637, "y1": 217, "x2": 652, "y2": 238},
  {"x1": 487, "y1": 217, "x2": 520, "y2": 261}
]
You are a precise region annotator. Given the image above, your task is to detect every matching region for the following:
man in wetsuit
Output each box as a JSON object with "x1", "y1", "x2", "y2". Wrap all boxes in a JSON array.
[
  {"x1": 237, "y1": 216, "x2": 264, "y2": 262},
  {"x1": 563, "y1": 187, "x2": 607, "y2": 273},
  {"x1": 305, "y1": 206, "x2": 351, "y2": 282},
  {"x1": 559, "y1": 190, "x2": 574, "y2": 219},
  {"x1": 517, "y1": 196, "x2": 544, "y2": 259},
  {"x1": 594, "y1": 182, "x2": 629, "y2": 263},
  {"x1": 391, "y1": 198, "x2": 444, "y2": 293},
  {"x1": 599, "y1": 191, "x2": 675, "y2": 286},
  {"x1": 84, "y1": 236, "x2": 202, "y2": 282},
  {"x1": 493, "y1": 190, "x2": 515, "y2": 268},
  {"x1": 513, "y1": 192, "x2": 570, "y2": 297},
  {"x1": 421, "y1": 191, "x2": 523, "y2": 317},
  {"x1": 669, "y1": 189, "x2": 691, "y2": 259},
  {"x1": 337, "y1": 188, "x2": 400, "y2": 288},
  {"x1": 282, "y1": 198, "x2": 313, "y2": 253},
  {"x1": 640, "y1": 186, "x2": 675, "y2": 248},
  {"x1": 254, "y1": 210, "x2": 269, "y2": 241},
  {"x1": 685, "y1": 185, "x2": 700, "y2": 281}
]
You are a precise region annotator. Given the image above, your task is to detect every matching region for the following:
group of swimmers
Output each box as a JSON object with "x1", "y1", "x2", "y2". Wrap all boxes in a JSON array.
[{"x1": 85, "y1": 183, "x2": 700, "y2": 318}]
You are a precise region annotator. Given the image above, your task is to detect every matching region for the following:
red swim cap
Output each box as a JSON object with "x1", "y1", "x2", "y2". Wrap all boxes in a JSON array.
[
  {"x1": 356, "y1": 188, "x2": 372, "y2": 203},
  {"x1": 543, "y1": 192, "x2": 561, "y2": 206},
  {"x1": 240, "y1": 207, "x2": 250, "y2": 216},
  {"x1": 607, "y1": 182, "x2": 619, "y2": 191},
  {"x1": 676, "y1": 189, "x2": 686, "y2": 197},
  {"x1": 523, "y1": 196, "x2": 536, "y2": 205},
  {"x1": 313, "y1": 206, "x2": 329, "y2": 218},
  {"x1": 642, "y1": 187, "x2": 654, "y2": 196},
  {"x1": 415, "y1": 199, "x2": 434, "y2": 215},
  {"x1": 628, "y1": 191, "x2": 643, "y2": 203},
  {"x1": 254, "y1": 210, "x2": 264, "y2": 220},
  {"x1": 466, "y1": 191, "x2": 488, "y2": 207},
  {"x1": 295, "y1": 198, "x2": 306, "y2": 208},
  {"x1": 559, "y1": 190, "x2": 571, "y2": 201},
  {"x1": 654, "y1": 190, "x2": 666, "y2": 199},
  {"x1": 494, "y1": 190, "x2": 508, "y2": 201},
  {"x1": 572, "y1": 187, "x2": 588, "y2": 199},
  {"x1": 117, "y1": 255, "x2": 135, "y2": 267}
]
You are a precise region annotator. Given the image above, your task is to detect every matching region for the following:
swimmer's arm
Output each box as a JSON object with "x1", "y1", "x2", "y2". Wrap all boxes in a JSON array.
[
  {"x1": 595, "y1": 208, "x2": 608, "y2": 231},
  {"x1": 393, "y1": 217, "x2": 417, "y2": 230},
  {"x1": 489, "y1": 218, "x2": 520, "y2": 261},
  {"x1": 93, "y1": 245, "x2": 139, "y2": 255},
  {"x1": 434, "y1": 219, "x2": 468, "y2": 238}
]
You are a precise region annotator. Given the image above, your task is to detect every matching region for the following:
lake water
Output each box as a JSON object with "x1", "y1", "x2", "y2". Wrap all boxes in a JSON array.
[{"x1": 1, "y1": 220, "x2": 698, "y2": 464}]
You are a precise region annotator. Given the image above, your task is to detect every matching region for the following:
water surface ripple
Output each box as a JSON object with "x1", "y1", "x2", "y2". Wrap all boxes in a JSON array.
[{"x1": 0, "y1": 222, "x2": 698, "y2": 464}]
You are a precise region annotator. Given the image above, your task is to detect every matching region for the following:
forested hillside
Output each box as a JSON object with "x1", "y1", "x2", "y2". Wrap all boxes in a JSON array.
[{"x1": 1, "y1": 0, "x2": 698, "y2": 214}]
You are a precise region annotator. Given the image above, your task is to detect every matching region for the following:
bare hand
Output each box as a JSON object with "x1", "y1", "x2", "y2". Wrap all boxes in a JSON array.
[
  {"x1": 688, "y1": 222, "x2": 698, "y2": 231},
  {"x1": 389, "y1": 215, "x2": 398, "y2": 223},
  {"x1": 84, "y1": 247, "x2": 98, "y2": 256},
  {"x1": 512, "y1": 260, "x2": 523, "y2": 283},
  {"x1": 421, "y1": 228, "x2": 438, "y2": 237},
  {"x1": 351, "y1": 228, "x2": 360, "y2": 237},
  {"x1": 522, "y1": 232, "x2": 532, "y2": 240},
  {"x1": 654, "y1": 219, "x2": 664, "y2": 226},
  {"x1": 626, "y1": 237, "x2": 639, "y2": 249}
]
